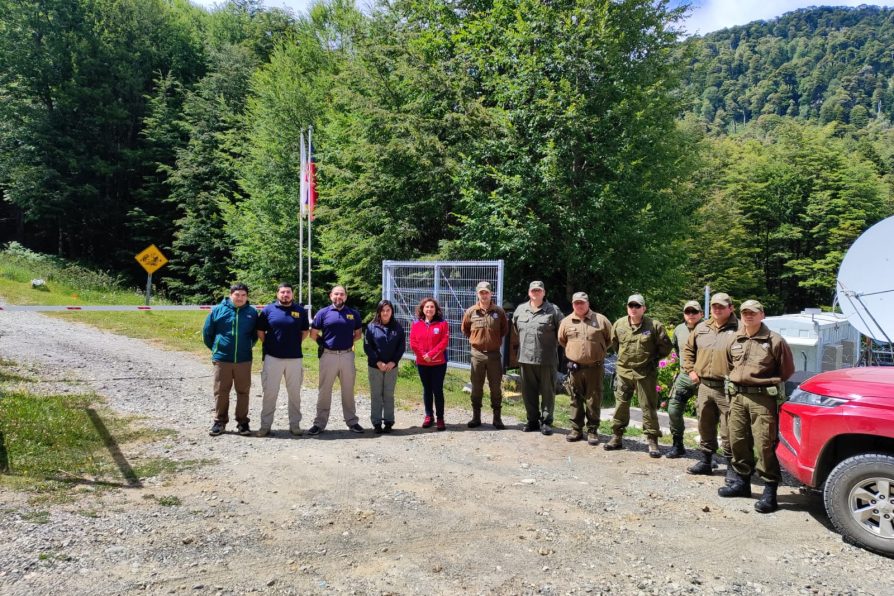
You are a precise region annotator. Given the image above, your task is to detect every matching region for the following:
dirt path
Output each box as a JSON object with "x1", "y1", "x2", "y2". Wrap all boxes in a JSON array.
[{"x1": 1, "y1": 310, "x2": 892, "y2": 595}]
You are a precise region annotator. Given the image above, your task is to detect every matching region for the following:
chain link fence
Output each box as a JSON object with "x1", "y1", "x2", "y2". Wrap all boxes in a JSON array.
[{"x1": 382, "y1": 260, "x2": 504, "y2": 369}]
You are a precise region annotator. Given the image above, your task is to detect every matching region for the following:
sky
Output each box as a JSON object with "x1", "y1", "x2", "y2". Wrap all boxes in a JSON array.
[{"x1": 192, "y1": 0, "x2": 894, "y2": 35}]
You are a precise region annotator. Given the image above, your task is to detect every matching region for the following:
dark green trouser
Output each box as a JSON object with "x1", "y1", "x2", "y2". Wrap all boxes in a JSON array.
[
  {"x1": 612, "y1": 370, "x2": 661, "y2": 438},
  {"x1": 470, "y1": 350, "x2": 503, "y2": 409},
  {"x1": 565, "y1": 365, "x2": 603, "y2": 433},
  {"x1": 696, "y1": 383, "x2": 730, "y2": 456},
  {"x1": 668, "y1": 372, "x2": 696, "y2": 439},
  {"x1": 729, "y1": 392, "x2": 781, "y2": 483},
  {"x1": 520, "y1": 363, "x2": 556, "y2": 425}
]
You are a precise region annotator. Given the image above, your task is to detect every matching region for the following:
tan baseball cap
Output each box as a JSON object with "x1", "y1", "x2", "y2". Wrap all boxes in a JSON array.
[
  {"x1": 683, "y1": 300, "x2": 702, "y2": 312},
  {"x1": 476, "y1": 281, "x2": 492, "y2": 293},
  {"x1": 627, "y1": 294, "x2": 645, "y2": 307},
  {"x1": 572, "y1": 292, "x2": 589, "y2": 302},
  {"x1": 710, "y1": 292, "x2": 732, "y2": 306},
  {"x1": 740, "y1": 299, "x2": 764, "y2": 313},
  {"x1": 529, "y1": 281, "x2": 545, "y2": 291}
]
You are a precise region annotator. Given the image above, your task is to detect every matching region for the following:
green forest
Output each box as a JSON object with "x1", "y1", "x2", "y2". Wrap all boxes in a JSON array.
[{"x1": 1, "y1": 0, "x2": 892, "y2": 320}]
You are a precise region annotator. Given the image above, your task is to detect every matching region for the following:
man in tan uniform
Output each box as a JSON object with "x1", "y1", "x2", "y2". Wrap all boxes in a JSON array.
[
  {"x1": 461, "y1": 281, "x2": 509, "y2": 429},
  {"x1": 606, "y1": 294, "x2": 672, "y2": 457},
  {"x1": 682, "y1": 292, "x2": 738, "y2": 477},
  {"x1": 718, "y1": 300, "x2": 794, "y2": 513},
  {"x1": 557, "y1": 292, "x2": 612, "y2": 445}
]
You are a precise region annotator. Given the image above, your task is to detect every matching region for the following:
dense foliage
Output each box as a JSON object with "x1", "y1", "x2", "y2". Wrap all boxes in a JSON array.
[{"x1": 1, "y1": 1, "x2": 892, "y2": 319}]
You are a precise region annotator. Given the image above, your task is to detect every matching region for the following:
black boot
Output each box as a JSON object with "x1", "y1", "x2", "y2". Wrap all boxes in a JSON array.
[
  {"x1": 723, "y1": 456, "x2": 737, "y2": 486},
  {"x1": 492, "y1": 408, "x2": 505, "y2": 430},
  {"x1": 665, "y1": 436, "x2": 686, "y2": 459},
  {"x1": 467, "y1": 407, "x2": 482, "y2": 428},
  {"x1": 718, "y1": 473, "x2": 750, "y2": 498},
  {"x1": 687, "y1": 450, "x2": 713, "y2": 475},
  {"x1": 754, "y1": 483, "x2": 779, "y2": 513}
]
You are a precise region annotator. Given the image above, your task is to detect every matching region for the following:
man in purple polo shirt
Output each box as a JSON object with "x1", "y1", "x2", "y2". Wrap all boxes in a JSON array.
[
  {"x1": 307, "y1": 285, "x2": 364, "y2": 435},
  {"x1": 256, "y1": 283, "x2": 310, "y2": 437}
]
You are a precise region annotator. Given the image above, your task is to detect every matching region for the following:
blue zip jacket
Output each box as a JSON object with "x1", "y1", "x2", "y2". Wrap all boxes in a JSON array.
[
  {"x1": 363, "y1": 320, "x2": 406, "y2": 368},
  {"x1": 202, "y1": 298, "x2": 258, "y2": 363}
]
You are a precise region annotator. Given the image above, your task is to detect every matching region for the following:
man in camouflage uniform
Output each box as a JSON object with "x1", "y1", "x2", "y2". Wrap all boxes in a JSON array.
[
  {"x1": 557, "y1": 292, "x2": 612, "y2": 445},
  {"x1": 718, "y1": 300, "x2": 794, "y2": 513},
  {"x1": 682, "y1": 292, "x2": 739, "y2": 478},
  {"x1": 461, "y1": 281, "x2": 509, "y2": 429},
  {"x1": 605, "y1": 294, "x2": 672, "y2": 457},
  {"x1": 513, "y1": 281, "x2": 564, "y2": 435},
  {"x1": 665, "y1": 300, "x2": 703, "y2": 458}
]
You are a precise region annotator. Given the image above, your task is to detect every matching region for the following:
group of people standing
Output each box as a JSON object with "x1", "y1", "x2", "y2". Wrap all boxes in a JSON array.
[{"x1": 203, "y1": 280, "x2": 794, "y2": 513}]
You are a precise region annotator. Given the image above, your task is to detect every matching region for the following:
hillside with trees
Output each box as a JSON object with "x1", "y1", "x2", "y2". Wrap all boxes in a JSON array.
[{"x1": 0, "y1": 0, "x2": 892, "y2": 319}]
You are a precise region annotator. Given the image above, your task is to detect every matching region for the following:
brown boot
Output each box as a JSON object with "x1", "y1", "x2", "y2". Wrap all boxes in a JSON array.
[
  {"x1": 647, "y1": 436, "x2": 661, "y2": 458},
  {"x1": 603, "y1": 432, "x2": 624, "y2": 450},
  {"x1": 565, "y1": 430, "x2": 583, "y2": 442},
  {"x1": 467, "y1": 407, "x2": 481, "y2": 428},
  {"x1": 492, "y1": 408, "x2": 505, "y2": 430}
]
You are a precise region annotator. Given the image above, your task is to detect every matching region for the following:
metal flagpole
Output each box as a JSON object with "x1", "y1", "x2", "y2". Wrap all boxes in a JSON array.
[
  {"x1": 299, "y1": 132, "x2": 306, "y2": 301},
  {"x1": 307, "y1": 125, "x2": 313, "y2": 311}
]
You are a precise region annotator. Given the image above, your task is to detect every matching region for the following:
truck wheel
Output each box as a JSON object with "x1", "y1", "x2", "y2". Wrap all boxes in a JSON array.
[{"x1": 824, "y1": 453, "x2": 894, "y2": 556}]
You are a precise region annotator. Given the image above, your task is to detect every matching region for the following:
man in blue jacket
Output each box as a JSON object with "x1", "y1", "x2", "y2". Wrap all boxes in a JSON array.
[{"x1": 202, "y1": 283, "x2": 258, "y2": 437}]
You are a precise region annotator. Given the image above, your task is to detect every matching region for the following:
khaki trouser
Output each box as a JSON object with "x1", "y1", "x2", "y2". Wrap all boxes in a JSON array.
[
  {"x1": 314, "y1": 351, "x2": 359, "y2": 429},
  {"x1": 696, "y1": 382, "x2": 730, "y2": 455},
  {"x1": 729, "y1": 392, "x2": 781, "y2": 483},
  {"x1": 213, "y1": 361, "x2": 252, "y2": 425},
  {"x1": 259, "y1": 356, "x2": 304, "y2": 431},
  {"x1": 566, "y1": 365, "x2": 603, "y2": 433},
  {"x1": 612, "y1": 371, "x2": 661, "y2": 438},
  {"x1": 368, "y1": 366, "x2": 398, "y2": 426},
  {"x1": 470, "y1": 349, "x2": 503, "y2": 410},
  {"x1": 520, "y1": 363, "x2": 557, "y2": 425}
]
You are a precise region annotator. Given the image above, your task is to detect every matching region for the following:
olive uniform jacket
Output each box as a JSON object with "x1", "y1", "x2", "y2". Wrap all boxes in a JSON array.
[{"x1": 611, "y1": 316, "x2": 673, "y2": 380}]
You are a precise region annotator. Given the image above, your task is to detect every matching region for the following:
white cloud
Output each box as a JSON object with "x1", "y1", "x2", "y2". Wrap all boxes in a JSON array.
[{"x1": 681, "y1": 0, "x2": 894, "y2": 36}]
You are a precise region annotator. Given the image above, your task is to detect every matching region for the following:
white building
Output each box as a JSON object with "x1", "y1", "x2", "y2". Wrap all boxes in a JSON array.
[{"x1": 764, "y1": 309, "x2": 860, "y2": 374}]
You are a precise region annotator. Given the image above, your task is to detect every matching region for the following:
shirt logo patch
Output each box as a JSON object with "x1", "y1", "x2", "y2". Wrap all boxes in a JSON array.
[
  {"x1": 643, "y1": 330, "x2": 651, "y2": 336},
  {"x1": 346, "y1": 314, "x2": 355, "y2": 320},
  {"x1": 434, "y1": 328, "x2": 440, "y2": 334},
  {"x1": 491, "y1": 313, "x2": 499, "y2": 319},
  {"x1": 291, "y1": 312, "x2": 301, "y2": 318}
]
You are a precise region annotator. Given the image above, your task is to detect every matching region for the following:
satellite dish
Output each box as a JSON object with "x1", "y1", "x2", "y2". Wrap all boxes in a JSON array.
[{"x1": 836, "y1": 215, "x2": 894, "y2": 342}]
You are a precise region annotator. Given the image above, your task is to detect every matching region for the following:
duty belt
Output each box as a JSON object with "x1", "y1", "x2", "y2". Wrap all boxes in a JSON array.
[
  {"x1": 323, "y1": 348, "x2": 353, "y2": 355},
  {"x1": 729, "y1": 382, "x2": 772, "y2": 394},
  {"x1": 700, "y1": 378, "x2": 725, "y2": 388}
]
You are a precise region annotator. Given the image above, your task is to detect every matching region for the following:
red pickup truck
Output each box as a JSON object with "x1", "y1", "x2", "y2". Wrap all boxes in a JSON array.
[{"x1": 777, "y1": 366, "x2": 894, "y2": 556}]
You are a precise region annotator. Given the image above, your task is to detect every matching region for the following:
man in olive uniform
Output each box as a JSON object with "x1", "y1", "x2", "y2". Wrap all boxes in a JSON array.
[
  {"x1": 718, "y1": 300, "x2": 794, "y2": 513},
  {"x1": 461, "y1": 281, "x2": 509, "y2": 429},
  {"x1": 557, "y1": 292, "x2": 613, "y2": 445},
  {"x1": 682, "y1": 292, "x2": 739, "y2": 477},
  {"x1": 605, "y1": 294, "x2": 673, "y2": 457},
  {"x1": 513, "y1": 281, "x2": 564, "y2": 435},
  {"x1": 665, "y1": 300, "x2": 704, "y2": 458}
]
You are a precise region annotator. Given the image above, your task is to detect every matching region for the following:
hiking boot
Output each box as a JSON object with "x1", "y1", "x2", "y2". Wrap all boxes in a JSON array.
[
  {"x1": 603, "y1": 433, "x2": 624, "y2": 451},
  {"x1": 647, "y1": 436, "x2": 661, "y2": 458},
  {"x1": 725, "y1": 463, "x2": 739, "y2": 486},
  {"x1": 718, "y1": 473, "x2": 751, "y2": 498},
  {"x1": 566, "y1": 430, "x2": 583, "y2": 442},
  {"x1": 383, "y1": 422, "x2": 394, "y2": 433},
  {"x1": 209, "y1": 422, "x2": 224, "y2": 436},
  {"x1": 256, "y1": 427, "x2": 271, "y2": 438},
  {"x1": 373, "y1": 423, "x2": 383, "y2": 434},
  {"x1": 540, "y1": 423, "x2": 553, "y2": 436},
  {"x1": 307, "y1": 425, "x2": 322, "y2": 436},
  {"x1": 422, "y1": 415, "x2": 434, "y2": 428},
  {"x1": 467, "y1": 408, "x2": 482, "y2": 428},
  {"x1": 754, "y1": 483, "x2": 779, "y2": 513},
  {"x1": 523, "y1": 422, "x2": 540, "y2": 432},
  {"x1": 492, "y1": 409, "x2": 505, "y2": 430},
  {"x1": 665, "y1": 436, "x2": 685, "y2": 458},
  {"x1": 687, "y1": 451, "x2": 713, "y2": 475},
  {"x1": 290, "y1": 427, "x2": 303, "y2": 436},
  {"x1": 436, "y1": 418, "x2": 446, "y2": 431},
  {"x1": 349, "y1": 423, "x2": 365, "y2": 434},
  {"x1": 237, "y1": 422, "x2": 251, "y2": 436},
  {"x1": 587, "y1": 432, "x2": 600, "y2": 446}
]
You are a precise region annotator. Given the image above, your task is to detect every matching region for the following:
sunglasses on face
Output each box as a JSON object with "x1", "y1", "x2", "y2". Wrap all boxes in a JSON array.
[
  {"x1": 627, "y1": 303, "x2": 643, "y2": 309},
  {"x1": 684, "y1": 309, "x2": 700, "y2": 315}
]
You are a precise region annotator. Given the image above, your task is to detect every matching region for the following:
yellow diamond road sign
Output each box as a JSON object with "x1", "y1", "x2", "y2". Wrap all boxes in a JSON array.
[{"x1": 135, "y1": 244, "x2": 168, "y2": 274}]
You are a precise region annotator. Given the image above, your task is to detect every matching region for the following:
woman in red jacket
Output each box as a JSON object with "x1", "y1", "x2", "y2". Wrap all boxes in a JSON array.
[{"x1": 409, "y1": 297, "x2": 449, "y2": 430}]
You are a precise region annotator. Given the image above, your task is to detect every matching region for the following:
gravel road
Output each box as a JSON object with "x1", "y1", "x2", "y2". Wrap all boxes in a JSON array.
[{"x1": 1, "y1": 310, "x2": 893, "y2": 595}]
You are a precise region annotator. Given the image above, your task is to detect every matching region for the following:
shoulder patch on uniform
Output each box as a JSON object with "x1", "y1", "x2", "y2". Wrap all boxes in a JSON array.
[
  {"x1": 491, "y1": 312, "x2": 498, "y2": 319},
  {"x1": 643, "y1": 330, "x2": 651, "y2": 336}
]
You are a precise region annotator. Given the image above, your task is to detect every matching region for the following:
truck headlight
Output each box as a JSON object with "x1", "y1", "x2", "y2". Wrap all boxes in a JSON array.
[{"x1": 788, "y1": 387, "x2": 846, "y2": 408}]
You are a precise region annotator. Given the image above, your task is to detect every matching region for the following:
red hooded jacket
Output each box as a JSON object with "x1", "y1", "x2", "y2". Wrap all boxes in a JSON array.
[{"x1": 409, "y1": 319, "x2": 449, "y2": 366}]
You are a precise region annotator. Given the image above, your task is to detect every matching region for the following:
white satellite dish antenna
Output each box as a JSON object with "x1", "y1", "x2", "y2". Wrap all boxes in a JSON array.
[{"x1": 836, "y1": 215, "x2": 894, "y2": 344}]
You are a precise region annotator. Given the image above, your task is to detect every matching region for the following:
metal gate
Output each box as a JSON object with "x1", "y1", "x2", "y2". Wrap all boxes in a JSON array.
[{"x1": 382, "y1": 260, "x2": 504, "y2": 369}]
